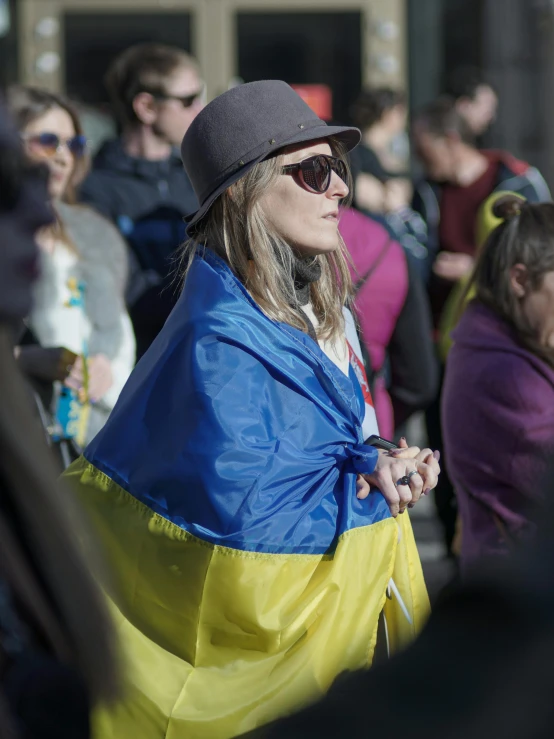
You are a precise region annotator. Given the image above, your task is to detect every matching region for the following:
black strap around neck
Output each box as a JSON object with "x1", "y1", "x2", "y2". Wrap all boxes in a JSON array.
[{"x1": 292, "y1": 255, "x2": 321, "y2": 307}]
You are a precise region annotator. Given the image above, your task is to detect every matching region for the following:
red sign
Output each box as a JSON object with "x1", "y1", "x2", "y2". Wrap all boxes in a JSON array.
[{"x1": 291, "y1": 84, "x2": 333, "y2": 121}]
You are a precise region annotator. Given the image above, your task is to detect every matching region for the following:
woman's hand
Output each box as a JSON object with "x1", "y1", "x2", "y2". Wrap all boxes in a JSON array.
[
  {"x1": 65, "y1": 353, "x2": 114, "y2": 403},
  {"x1": 392, "y1": 438, "x2": 441, "y2": 502},
  {"x1": 433, "y1": 251, "x2": 474, "y2": 282},
  {"x1": 357, "y1": 439, "x2": 441, "y2": 517}
]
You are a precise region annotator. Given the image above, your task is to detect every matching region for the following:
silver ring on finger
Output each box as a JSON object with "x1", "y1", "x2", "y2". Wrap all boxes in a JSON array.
[{"x1": 396, "y1": 470, "x2": 419, "y2": 487}]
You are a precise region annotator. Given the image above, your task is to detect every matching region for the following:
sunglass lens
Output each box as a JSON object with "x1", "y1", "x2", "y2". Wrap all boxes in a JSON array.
[
  {"x1": 331, "y1": 159, "x2": 347, "y2": 184},
  {"x1": 181, "y1": 94, "x2": 197, "y2": 108},
  {"x1": 182, "y1": 85, "x2": 205, "y2": 108},
  {"x1": 68, "y1": 135, "x2": 87, "y2": 158},
  {"x1": 314, "y1": 156, "x2": 331, "y2": 191},
  {"x1": 300, "y1": 156, "x2": 330, "y2": 193},
  {"x1": 36, "y1": 133, "x2": 60, "y2": 155}
]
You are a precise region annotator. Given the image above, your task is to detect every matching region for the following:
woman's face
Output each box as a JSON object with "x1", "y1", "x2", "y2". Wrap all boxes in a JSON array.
[
  {"x1": 259, "y1": 139, "x2": 349, "y2": 257},
  {"x1": 22, "y1": 106, "x2": 76, "y2": 200},
  {"x1": 518, "y1": 269, "x2": 554, "y2": 349},
  {"x1": 0, "y1": 108, "x2": 53, "y2": 321}
]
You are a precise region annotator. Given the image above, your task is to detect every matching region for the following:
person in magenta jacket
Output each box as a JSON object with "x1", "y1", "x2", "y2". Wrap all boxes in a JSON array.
[
  {"x1": 442, "y1": 195, "x2": 554, "y2": 574},
  {"x1": 339, "y1": 207, "x2": 437, "y2": 439}
]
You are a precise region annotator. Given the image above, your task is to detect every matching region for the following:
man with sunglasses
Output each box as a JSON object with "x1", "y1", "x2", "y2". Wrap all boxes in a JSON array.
[{"x1": 80, "y1": 43, "x2": 204, "y2": 358}]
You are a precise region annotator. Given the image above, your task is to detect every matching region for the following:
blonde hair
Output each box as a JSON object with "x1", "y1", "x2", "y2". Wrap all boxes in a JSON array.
[
  {"x1": 0, "y1": 326, "x2": 118, "y2": 708},
  {"x1": 182, "y1": 139, "x2": 353, "y2": 341}
]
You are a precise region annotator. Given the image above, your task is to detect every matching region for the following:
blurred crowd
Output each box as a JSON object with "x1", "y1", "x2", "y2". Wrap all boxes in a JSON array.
[{"x1": 1, "y1": 40, "x2": 554, "y2": 738}]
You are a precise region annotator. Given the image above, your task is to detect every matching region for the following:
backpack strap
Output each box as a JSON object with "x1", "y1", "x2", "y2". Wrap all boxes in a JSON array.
[
  {"x1": 352, "y1": 235, "x2": 394, "y2": 394},
  {"x1": 353, "y1": 235, "x2": 394, "y2": 295}
]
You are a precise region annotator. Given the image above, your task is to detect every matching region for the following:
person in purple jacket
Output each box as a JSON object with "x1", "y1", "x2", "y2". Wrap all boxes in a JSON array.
[{"x1": 442, "y1": 194, "x2": 554, "y2": 574}]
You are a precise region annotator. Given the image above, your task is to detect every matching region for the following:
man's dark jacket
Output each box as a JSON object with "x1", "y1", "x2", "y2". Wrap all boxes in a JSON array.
[{"x1": 80, "y1": 139, "x2": 198, "y2": 358}]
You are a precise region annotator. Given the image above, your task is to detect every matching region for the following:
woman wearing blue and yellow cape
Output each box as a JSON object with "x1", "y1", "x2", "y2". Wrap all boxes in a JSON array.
[{"x1": 65, "y1": 80, "x2": 438, "y2": 739}]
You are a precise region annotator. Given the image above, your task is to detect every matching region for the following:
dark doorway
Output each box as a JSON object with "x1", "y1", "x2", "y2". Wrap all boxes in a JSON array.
[
  {"x1": 0, "y1": 0, "x2": 18, "y2": 89},
  {"x1": 442, "y1": 0, "x2": 483, "y2": 87},
  {"x1": 63, "y1": 12, "x2": 192, "y2": 106},
  {"x1": 236, "y1": 11, "x2": 362, "y2": 125}
]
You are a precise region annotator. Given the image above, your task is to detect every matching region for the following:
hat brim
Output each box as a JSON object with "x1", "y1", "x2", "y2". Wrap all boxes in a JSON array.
[{"x1": 184, "y1": 123, "x2": 360, "y2": 236}]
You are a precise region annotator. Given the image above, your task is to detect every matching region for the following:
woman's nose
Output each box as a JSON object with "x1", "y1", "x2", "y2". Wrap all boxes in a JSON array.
[
  {"x1": 327, "y1": 170, "x2": 349, "y2": 200},
  {"x1": 53, "y1": 144, "x2": 72, "y2": 167}
]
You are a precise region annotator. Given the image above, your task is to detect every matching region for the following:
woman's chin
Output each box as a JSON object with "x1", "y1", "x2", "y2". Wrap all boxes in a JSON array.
[
  {"x1": 294, "y1": 233, "x2": 340, "y2": 256},
  {"x1": 295, "y1": 244, "x2": 338, "y2": 257}
]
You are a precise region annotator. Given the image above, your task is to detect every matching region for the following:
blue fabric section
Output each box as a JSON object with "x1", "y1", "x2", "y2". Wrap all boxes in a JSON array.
[
  {"x1": 85, "y1": 248, "x2": 388, "y2": 554},
  {"x1": 349, "y1": 363, "x2": 365, "y2": 419}
]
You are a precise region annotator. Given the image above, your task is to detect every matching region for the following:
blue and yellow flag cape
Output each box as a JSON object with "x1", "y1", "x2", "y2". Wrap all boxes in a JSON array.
[{"x1": 66, "y1": 247, "x2": 429, "y2": 739}]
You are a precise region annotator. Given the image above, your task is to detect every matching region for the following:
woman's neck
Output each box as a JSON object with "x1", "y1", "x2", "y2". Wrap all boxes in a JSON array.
[
  {"x1": 453, "y1": 147, "x2": 490, "y2": 187},
  {"x1": 291, "y1": 254, "x2": 321, "y2": 307}
]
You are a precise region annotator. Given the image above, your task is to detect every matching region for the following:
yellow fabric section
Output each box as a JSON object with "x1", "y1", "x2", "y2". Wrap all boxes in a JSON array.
[
  {"x1": 383, "y1": 510, "x2": 430, "y2": 653},
  {"x1": 66, "y1": 457, "x2": 429, "y2": 739}
]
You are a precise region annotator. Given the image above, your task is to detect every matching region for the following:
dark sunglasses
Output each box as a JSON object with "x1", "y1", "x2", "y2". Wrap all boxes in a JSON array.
[
  {"x1": 0, "y1": 144, "x2": 50, "y2": 213},
  {"x1": 281, "y1": 154, "x2": 348, "y2": 193},
  {"x1": 148, "y1": 86, "x2": 204, "y2": 109},
  {"x1": 22, "y1": 132, "x2": 88, "y2": 159}
]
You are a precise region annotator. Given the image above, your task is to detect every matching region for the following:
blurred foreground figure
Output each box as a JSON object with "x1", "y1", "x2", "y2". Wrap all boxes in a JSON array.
[
  {"x1": 0, "y1": 100, "x2": 117, "y2": 737},
  {"x1": 80, "y1": 43, "x2": 204, "y2": 358}
]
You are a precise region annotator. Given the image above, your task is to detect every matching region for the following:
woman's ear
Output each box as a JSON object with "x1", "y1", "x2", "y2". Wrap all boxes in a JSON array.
[{"x1": 510, "y1": 263, "x2": 528, "y2": 298}]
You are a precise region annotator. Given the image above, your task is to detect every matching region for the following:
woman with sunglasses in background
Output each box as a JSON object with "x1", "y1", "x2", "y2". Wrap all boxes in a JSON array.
[
  {"x1": 7, "y1": 86, "x2": 135, "y2": 453},
  {"x1": 67, "y1": 81, "x2": 440, "y2": 739}
]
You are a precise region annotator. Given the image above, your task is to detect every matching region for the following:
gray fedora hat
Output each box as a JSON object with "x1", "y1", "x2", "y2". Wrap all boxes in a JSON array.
[{"x1": 181, "y1": 80, "x2": 360, "y2": 235}]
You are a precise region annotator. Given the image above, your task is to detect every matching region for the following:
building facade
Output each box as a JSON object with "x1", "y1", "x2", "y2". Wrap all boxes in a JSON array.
[
  {"x1": 15, "y1": 0, "x2": 407, "y2": 126},
  {"x1": 4, "y1": 0, "x2": 554, "y2": 187}
]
